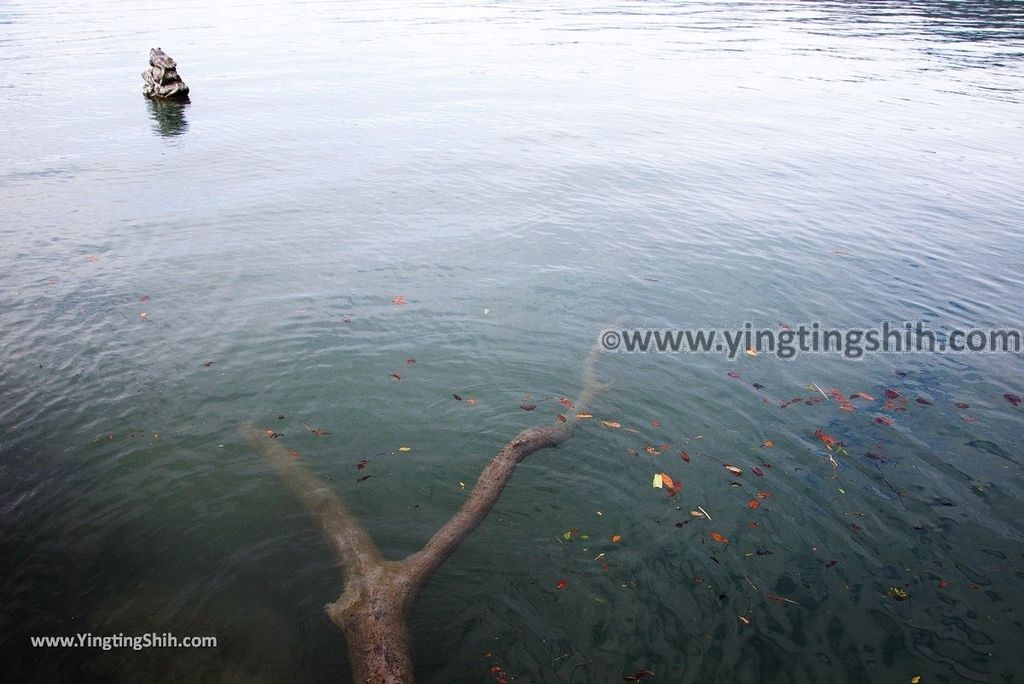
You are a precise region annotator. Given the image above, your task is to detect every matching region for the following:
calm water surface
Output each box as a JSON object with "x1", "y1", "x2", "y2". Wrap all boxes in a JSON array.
[{"x1": 2, "y1": 1, "x2": 1023, "y2": 682}]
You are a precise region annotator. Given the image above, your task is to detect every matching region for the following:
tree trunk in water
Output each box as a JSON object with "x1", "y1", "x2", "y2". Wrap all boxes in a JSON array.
[{"x1": 241, "y1": 348, "x2": 607, "y2": 683}]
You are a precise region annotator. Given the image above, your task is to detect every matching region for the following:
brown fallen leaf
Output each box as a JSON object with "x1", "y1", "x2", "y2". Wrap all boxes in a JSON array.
[
  {"x1": 520, "y1": 403, "x2": 536, "y2": 411},
  {"x1": 390, "y1": 372, "x2": 401, "y2": 380},
  {"x1": 559, "y1": 398, "x2": 574, "y2": 408},
  {"x1": 709, "y1": 532, "x2": 729, "y2": 544},
  {"x1": 576, "y1": 412, "x2": 593, "y2": 420},
  {"x1": 723, "y1": 464, "x2": 743, "y2": 476},
  {"x1": 600, "y1": 420, "x2": 621, "y2": 429},
  {"x1": 760, "y1": 440, "x2": 774, "y2": 448},
  {"x1": 391, "y1": 295, "x2": 408, "y2": 305}
]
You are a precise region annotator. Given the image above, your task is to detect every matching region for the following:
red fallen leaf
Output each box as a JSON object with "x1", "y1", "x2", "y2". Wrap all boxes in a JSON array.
[
  {"x1": 357, "y1": 475, "x2": 372, "y2": 482},
  {"x1": 658, "y1": 472, "x2": 681, "y2": 493},
  {"x1": 644, "y1": 446, "x2": 659, "y2": 456},
  {"x1": 390, "y1": 372, "x2": 401, "y2": 380},
  {"x1": 555, "y1": 579, "x2": 567, "y2": 590},
  {"x1": 874, "y1": 416, "x2": 894, "y2": 426},
  {"x1": 288, "y1": 450, "x2": 300, "y2": 459},
  {"x1": 490, "y1": 664, "x2": 509, "y2": 684},
  {"x1": 850, "y1": 391, "x2": 875, "y2": 401},
  {"x1": 815, "y1": 430, "x2": 838, "y2": 449},
  {"x1": 406, "y1": 358, "x2": 415, "y2": 365},
  {"x1": 559, "y1": 398, "x2": 574, "y2": 408},
  {"x1": 557, "y1": 413, "x2": 567, "y2": 423},
  {"x1": 662, "y1": 474, "x2": 682, "y2": 496},
  {"x1": 955, "y1": 402, "x2": 970, "y2": 409},
  {"x1": 709, "y1": 532, "x2": 729, "y2": 544},
  {"x1": 138, "y1": 295, "x2": 151, "y2": 302},
  {"x1": 1005, "y1": 393, "x2": 1022, "y2": 407},
  {"x1": 651, "y1": 419, "x2": 661, "y2": 428},
  {"x1": 357, "y1": 459, "x2": 367, "y2": 470},
  {"x1": 623, "y1": 670, "x2": 655, "y2": 682},
  {"x1": 938, "y1": 579, "x2": 949, "y2": 589},
  {"x1": 391, "y1": 295, "x2": 408, "y2": 305},
  {"x1": 728, "y1": 371, "x2": 740, "y2": 379},
  {"x1": 916, "y1": 397, "x2": 933, "y2": 405},
  {"x1": 723, "y1": 464, "x2": 743, "y2": 476},
  {"x1": 751, "y1": 466, "x2": 764, "y2": 477},
  {"x1": 825, "y1": 559, "x2": 837, "y2": 567},
  {"x1": 747, "y1": 499, "x2": 760, "y2": 510},
  {"x1": 679, "y1": 450, "x2": 691, "y2": 463},
  {"x1": 884, "y1": 388, "x2": 901, "y2": 399},
  {"x1": 748, "y1": 521, "x2": 760, "y2": 528},
  {"x1": 756, "y1": 491, "x2": 771, "y2": 499}
]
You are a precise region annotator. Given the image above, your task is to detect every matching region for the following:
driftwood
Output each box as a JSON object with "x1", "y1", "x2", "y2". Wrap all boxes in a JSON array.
[
  {"x1": 142, "y1": 48, "x2": 189, "y2": 100},
  {"x1": 241, "y1": 349, "x2": 607, "y2": 682}
]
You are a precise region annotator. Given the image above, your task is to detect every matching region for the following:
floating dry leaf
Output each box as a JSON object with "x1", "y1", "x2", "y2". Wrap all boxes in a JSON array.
[
  {"x1": 611, "y1": 534, "x2": 622, "y2": 543},
  {"x1": 709, "y1": 532, "x2": 729, "y2": 544},
  {"x1": 555, "y1": 579, "x2": 567, "y2": 590},
  {"x1": 576, "y1": 412, "x2": 593, "y2": 419},
  {"x1": 601, "y1": 420, "x2": 621, "y2": 429},
  {"x1": 723, "y1": 464, "x2": 743, "y2": 476},
  {"x1": 391, "y1": 295, "x2": 408, "y2": 305}
]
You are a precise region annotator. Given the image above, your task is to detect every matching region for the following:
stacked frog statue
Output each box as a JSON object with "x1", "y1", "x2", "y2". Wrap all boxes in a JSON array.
[{"x1": 142, "y1": 48, "x2": 189, "y2": 100}]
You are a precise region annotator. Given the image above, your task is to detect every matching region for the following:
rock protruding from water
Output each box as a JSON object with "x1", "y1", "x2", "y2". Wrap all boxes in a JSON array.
[{"x1": 142, "y1": 48, "x2": 189, "y2": 100}]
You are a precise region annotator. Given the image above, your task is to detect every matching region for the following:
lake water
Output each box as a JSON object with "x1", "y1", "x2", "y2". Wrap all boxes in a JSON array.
[{"x1": 2, "y1": 1, "x2": 1023, "y2": 682}]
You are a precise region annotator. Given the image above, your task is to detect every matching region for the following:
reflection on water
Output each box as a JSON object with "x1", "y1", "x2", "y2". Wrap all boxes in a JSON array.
[{"x1": 145, "y1": 98, "x2": 189, "y2": 137}]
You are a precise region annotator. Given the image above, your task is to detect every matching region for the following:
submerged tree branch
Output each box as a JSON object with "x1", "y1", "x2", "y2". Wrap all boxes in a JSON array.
[{"x1": 241, "y1": 346, "x2": 607, "y2": 683}]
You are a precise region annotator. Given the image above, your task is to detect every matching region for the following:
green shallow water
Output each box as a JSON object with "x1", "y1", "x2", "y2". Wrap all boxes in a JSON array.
[{"x1": 1, "y1": 1, "x2": 1023, "y2": 682}]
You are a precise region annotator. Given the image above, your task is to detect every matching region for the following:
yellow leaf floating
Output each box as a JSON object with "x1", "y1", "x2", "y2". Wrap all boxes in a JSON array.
[
  {"x1": 910, "y1": 677, "x2": 921, "y2": 684},
  {"x1": 398, "y1": 446, "x2": 411, "y2": 452},
  {"x1": 652, "y1": 473, "x2": 664, "y2": 488},
  {"x1": 745, "y1": 348, "x2": 758, "y2": 357}
]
